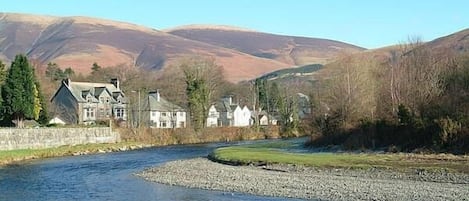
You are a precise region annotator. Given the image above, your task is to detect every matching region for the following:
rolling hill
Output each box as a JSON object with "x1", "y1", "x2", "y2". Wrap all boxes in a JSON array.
[
  {"x1": 167, "y1": 25, "x2": 365, "y2": 65},
  {"x1": 0, "y1": 13, "x2": 365, "y2": 82}
]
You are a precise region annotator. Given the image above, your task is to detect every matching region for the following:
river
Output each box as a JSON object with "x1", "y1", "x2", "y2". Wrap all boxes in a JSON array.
[{"x1": 0, "y1": 141, "x2": 306, "y2": 201}]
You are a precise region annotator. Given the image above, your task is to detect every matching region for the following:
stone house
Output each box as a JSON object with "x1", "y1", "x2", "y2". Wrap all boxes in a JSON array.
[{"x1": 50, "y1": 78, "x2": 127, "y2": 124}]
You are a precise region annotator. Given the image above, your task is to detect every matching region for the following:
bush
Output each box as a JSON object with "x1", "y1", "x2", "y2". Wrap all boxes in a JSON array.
[{"x1": 434, "y1": 116, "x2": 461, "y2": 148}]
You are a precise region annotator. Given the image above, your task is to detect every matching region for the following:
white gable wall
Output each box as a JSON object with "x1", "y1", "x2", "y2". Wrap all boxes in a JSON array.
[
  {"x1": 233, "y1": 106, "x2": 251, "y2": 127},
  {"x1": 207, "y1": 105, "x2": 219, "y2": 127}
]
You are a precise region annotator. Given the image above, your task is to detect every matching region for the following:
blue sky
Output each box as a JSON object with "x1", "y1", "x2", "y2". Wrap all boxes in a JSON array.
[{"x1": 2, "y1": 0, "x2": 468, "y2": 49}]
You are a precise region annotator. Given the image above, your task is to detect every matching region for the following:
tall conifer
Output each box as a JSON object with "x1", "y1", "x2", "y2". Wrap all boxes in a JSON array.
[{"x1": 1, "y1": 54, "x2": 37, "y2": 127}]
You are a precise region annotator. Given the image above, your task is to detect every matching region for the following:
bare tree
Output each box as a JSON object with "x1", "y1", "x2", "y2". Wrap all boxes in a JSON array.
[
  {"x1": 320, "y1": 53, "x2": 379, "y2": 127},
  {"x1": 384, "y1": 37, "x2": 445, "y2": 118}
]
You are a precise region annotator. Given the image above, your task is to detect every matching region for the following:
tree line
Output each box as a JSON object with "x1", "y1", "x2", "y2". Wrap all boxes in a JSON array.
[
  {"x1": 0, "y1": 54, "x2": 301, "y2": 135},
  {"x1": 308, "y1": 38, "x2": 469, "y2": 153}
]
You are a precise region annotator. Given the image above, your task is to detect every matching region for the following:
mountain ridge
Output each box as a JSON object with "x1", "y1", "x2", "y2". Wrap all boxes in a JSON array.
[{"x1": 0, "y1": 12, "x2": 365, "y2": 82}]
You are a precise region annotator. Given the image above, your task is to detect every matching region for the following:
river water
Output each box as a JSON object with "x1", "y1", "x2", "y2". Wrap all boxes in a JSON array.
[{"x1": 0, "y1": 141, "x2": 306, "y2": 201}]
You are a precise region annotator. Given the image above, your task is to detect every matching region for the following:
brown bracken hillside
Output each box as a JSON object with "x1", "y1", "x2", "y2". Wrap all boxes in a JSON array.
[{"x1": 0, "y1": 13, "x2": 365, "y2": 82}]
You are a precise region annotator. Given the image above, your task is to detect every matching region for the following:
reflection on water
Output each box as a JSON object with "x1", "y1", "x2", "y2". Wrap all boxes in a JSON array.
[{"x1": 0, "y1": 141, "x2": 307, "y2": 201}]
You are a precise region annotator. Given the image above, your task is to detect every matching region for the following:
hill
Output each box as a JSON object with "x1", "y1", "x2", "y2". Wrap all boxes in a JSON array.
[
  {"x1": 257, "y1": 63, "x2": 323, "y2": 81},
  {"x1": 0, "y1": 13, "x2": 364, "y2": 82},
  {"x1": 167, "y1": 25, "x2": 365, "y2": 66}
]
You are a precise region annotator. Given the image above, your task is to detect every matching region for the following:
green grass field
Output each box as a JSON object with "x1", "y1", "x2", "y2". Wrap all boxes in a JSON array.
[{"x1": 211, "y1": 146, "x2": 469, "y2": 173}]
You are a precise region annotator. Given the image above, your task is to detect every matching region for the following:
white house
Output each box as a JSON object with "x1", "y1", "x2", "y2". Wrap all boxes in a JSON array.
[
  {"x1": 233, "y1": 105, "x2": 251, "y2": 127},
  {"x1": 146, "y1": 90, "x2": 186, "y2": 128},
  {"x1": 206, "y1": 104, "x2": 220, "y2": 127},
  {"x1": 250, "y1": 110, "x2": 278, "y2": 126},
  {"x1": 208, "y1": 96, "x2": 251, "y2": 127}
]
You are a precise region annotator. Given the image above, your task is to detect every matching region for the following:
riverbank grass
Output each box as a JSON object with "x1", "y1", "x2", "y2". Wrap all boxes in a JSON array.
[
  {"x1": 211, "y1": 146, "x2": 469, "y2": 173},
  {"x1": 0, "y1": 142, "x2": 146, "y2": 166}
]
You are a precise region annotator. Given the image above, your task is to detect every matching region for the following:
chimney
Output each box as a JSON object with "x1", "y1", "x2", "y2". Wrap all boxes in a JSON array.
[
  {"x1": 149, "y1": 90, "x2": 161, "y2": 102},
  {"x1": 156, "y1": 89, "x2": 160, "y2": 102},
  {"x1": 63, "y1": 78, "x2": 71, "y2": 87},
  {"x1": 223, "y1": 95, "x2": 233, "y2": 105},
  {"x1": 110, "y1": 78, "x2": 120, "y2": 90}
]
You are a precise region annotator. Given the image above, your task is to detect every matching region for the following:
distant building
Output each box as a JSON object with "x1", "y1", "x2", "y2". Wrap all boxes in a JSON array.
[
  {"x1": 251, "y1": 110, "x2": 278, "y2": 126},
  {"x1": 206, "y1": 104, "x2": 221, "y2": 127},
  {"x1": 207, "y1": 96, "x2": 251, "y2": 127},
  {"x1": 297, "y1": 93, "x2": 311, "y2": 119},
  {"x1": 50, "y1": 78, "x2": 127, "y2": 124},
  {"x1": 145, "y1": 90, "x2": 186, "y2": 128}
]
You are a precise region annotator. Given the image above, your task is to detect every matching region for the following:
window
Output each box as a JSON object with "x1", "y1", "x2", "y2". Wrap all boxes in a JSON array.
[
  {"x1": 151, "y1": 111, "x2": 156, "y2": 117},
  {"x1": 173, "y1": 112, "x2": 177, "y2": 117},
  {"x1": 159, "y1": 121, "x2": 167, "y2": 128},
  {"x1": 161, "y1": 112, "x2": 167, "y2": 117},
  {"x1": 115, "y1": 108, "x2": 124, "y2": 118},
  {"x1": 179, "y1": 112, "x2": 184, "y2": 117},
  {"x1": 84, "y1": 108, "x2": 95, "y2": 119}
]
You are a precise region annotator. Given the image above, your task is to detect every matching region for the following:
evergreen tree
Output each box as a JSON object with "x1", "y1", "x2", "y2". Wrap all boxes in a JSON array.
[
  {"x1": 1, "y1": 54, "x2": 37, "y2": 127},
  {"x1": 63, "y1": 67, "x2": 75, "y2": 78},
  {"x1": 0, "y1": 60, "x2": 7, "y2": 84},
  {"x1": 0, "y1": 60, "x2": 7, "y2": 109},
  {"x1": 91, "y1": 62, "x2": 102, "y2": 74},
  {"x1": 268, "y1": 82, "x2": 281, "y2": 113},
  {"x1": 180, "y1": 57, "x2": 223, "y2": 130},
  {"x1": 45, "y1": 63, "x2": 75, "y2": 81},
  {"x1": 255, "y1": 78, "x2": 268, "y2": 111},
  {"x1": 35, "y1": 80, "x2": 49, "y2": 125}
]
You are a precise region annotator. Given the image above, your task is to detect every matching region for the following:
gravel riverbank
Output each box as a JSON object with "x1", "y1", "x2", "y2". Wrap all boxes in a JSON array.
[{"x1": 137, "y1": 158, "x2": 469, "y2": 201}]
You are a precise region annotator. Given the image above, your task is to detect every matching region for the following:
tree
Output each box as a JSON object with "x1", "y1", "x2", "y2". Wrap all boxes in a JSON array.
[
  {"x1": 91, "y1": 62, "x2": 102, "y2": 73},
  {"x1": 255, "y1": 78, "x2": 268, "y2": 110},
  {"x1": 63, "y1": 67, "x2": 75, "y2": 78},
  {"x1": 277, "y1": 89, "x2": 299, "y2": 136},
  {"x1": 1, "y1": 54, "x2": 39, "y2": 127},
  {"x1": 45, "y1": 62, "x2": 75, "y2": 81},
  {"x1": 268, "y1": 82, "x2": 281, "y2": 113},
  {"x1": 321, "y1": 54, "x2": 378, "y2": 128},
  {"x1": 0, "y1": 60, "x2": 7, "y2": 108},
  {"x1": 180, "y1": 57, "x2": 224, "y2": 130},
  {"x1": 378, "y1": 37, "x2": 447, "y2": 121},
  {"x1": 34, "y1": 79, "x2": 49, "y2": 125},
  {"x1": 0, "y1": 60, "x2": 7, "y2": 84}
]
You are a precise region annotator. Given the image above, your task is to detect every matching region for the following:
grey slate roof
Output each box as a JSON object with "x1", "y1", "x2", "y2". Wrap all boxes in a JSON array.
[
  {"x1": 148, "y1": 93, "x2": 184, "y2": 111},
  {"x1": 67, "y1": 81, "x2": 125, "y2": 103}
]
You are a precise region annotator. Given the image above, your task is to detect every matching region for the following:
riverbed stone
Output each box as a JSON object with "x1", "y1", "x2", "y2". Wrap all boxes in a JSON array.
[{"x1": 137, "y1": 158, "x2": 469, "y2": 201}]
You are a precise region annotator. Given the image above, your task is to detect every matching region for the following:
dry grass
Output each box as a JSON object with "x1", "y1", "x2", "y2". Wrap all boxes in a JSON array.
[
  {"x1": 118, "y1": 126, "x2": 282, "y2": 145},
  {"x1": 211, "y1": 146, "x2": 469, "y2": 173},
  {"x1": 0, "y1": 142, "x2": 143, "y2": 166}
]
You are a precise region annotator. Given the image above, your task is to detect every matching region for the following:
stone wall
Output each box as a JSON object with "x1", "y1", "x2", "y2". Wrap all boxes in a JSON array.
[{"x1": 0, "y1": 127, "x2": 120, "y2": 150}]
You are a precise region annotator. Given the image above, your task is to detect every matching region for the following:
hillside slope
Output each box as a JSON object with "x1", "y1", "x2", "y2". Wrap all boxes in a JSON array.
[
  {"x1": 0, "y1": 13, "x2": 364, "y2": 82},
  {"x1": 167, "y1": 25, "x2": 365, "y2": 65}
]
